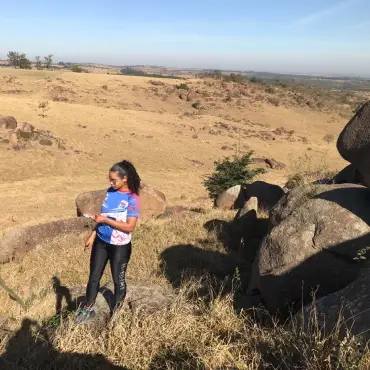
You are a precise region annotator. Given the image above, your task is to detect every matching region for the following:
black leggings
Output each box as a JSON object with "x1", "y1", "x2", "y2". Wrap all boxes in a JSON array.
[{"x1": 86, "y1": 236, "x2": 131, "y2": 310}]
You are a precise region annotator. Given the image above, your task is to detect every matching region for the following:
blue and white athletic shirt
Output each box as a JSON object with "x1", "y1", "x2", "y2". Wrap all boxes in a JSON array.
[{"x1": 97, "y1": 188, "x2": 141, "y2": 246}]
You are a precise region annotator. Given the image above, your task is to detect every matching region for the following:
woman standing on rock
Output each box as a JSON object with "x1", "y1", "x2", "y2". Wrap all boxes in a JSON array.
[{"x1": 76, "y1": 160, "x2": 141, "y2": 323}]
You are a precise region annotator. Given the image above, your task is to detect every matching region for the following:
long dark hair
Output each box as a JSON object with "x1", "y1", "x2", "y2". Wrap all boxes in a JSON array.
[{"x1": 110, "y1": 160, "x2": 141, "y2": 195}]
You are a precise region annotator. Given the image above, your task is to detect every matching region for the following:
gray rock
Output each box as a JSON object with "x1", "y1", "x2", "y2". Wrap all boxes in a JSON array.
[
  {"x1": 69, "y1": 280, "x2": 176, "y2": 327},
  {"x1": 158, "y1": 206, "x2": 199, "y2": 221},
  {"x1": 39, "y1": 138, "x2": 53, "y2": 146},
  {"x1": 293, "y1": 263, "x2": 370, "y2": 340},
  {"x1": 215, "y1": 185, "x2": 245, "y2": 210},
  {"x1": 265, "y1": 158, "x2": 286, "y2": 170},
  {"x1": 337, "y1": 101, "x2": 370, "y2": 187},
  {"x1": 0, "y1": 217, "x2": 95, "y2": 263},
  {"x1": 237, "y1": 197, "x2": 258, "y2": 218},
  {"x1": 331, "y1": 164, "x2": 363, "y2": 185},
  {"x1": 244, "y1": 181, "x2": 285, "y2": 211},
  {"x1": 75, "y1": 183, "x2": 166, "y2": 219},
  {"x1": 247, "y1": 184, "x2": 370, "y2": 315},
  {"x1": 0, "y1": 116, "x2": 17, "y2": 130}
]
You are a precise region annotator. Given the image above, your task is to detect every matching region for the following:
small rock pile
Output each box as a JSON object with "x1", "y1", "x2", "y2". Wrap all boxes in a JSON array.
[{"x1": 0, "y1": 115, "x2": 66, "y2": 150}]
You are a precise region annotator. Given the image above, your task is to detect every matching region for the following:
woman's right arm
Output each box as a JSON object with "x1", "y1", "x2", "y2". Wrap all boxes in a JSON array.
[{"x1": 85, "y1": 229, "x2": 97, "y2": 249}]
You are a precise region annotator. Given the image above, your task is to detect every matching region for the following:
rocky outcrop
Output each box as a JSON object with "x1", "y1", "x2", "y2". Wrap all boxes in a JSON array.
[
  {"x1": 294, "y1": 263, "x2": 370, "y2": 340},
  {"x1": 75, "y1": 184, "x2": 166, "y2": 219},
  {"x1": 247, "y1": 184, "x2": 370, "y2": 315},
  {"x1": 0, "y1": 217, "x2": 95, "y2": 263},
  {"x1": 0, "y1": 117, "x2": 66, "y2": 150},
  {"x1": 337, "y1": 101, "x2": 370, "y2": 187}
]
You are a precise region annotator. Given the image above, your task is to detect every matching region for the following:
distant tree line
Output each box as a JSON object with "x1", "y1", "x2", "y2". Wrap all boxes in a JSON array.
[
  {"x1": 7, "y1": 51, "x2": 53, "y2": 70},
  {"x1": 199, "y1": 69, "x2": 291, "y2": 87},
  {"x1": 120, "y1": 66, "x2": 181, "y2": 80}
]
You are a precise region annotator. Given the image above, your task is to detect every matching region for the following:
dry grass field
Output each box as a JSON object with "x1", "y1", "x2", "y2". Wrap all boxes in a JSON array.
[{"x1": 0, "y1": 67, "x2": 369, "y2": 369}]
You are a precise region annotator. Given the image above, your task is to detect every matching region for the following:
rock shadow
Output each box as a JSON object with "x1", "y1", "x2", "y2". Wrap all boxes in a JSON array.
[{"x1": 245, "y1": 232, "x2": 370, "y2": 327}]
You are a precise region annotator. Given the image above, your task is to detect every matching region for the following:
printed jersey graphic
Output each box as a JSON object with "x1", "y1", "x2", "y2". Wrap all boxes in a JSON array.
[{"x1": 97, "y1": 188, "x2": 140, "y2": 245}]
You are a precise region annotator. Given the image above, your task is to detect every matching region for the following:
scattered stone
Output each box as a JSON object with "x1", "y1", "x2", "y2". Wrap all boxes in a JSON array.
[
  {"x1": 19, "y1": 130, "x2": 33, "y2": 139},
  {"x1": 237, "y1": 197, "x2": 258, "y2": 218},
  {"x1": 190, "y1": 159, "x2": 204, "y2": 167},
  {"x1": 216, "y1": 185, "x2": 245, "y2": 210},
  {"x1": 265, "y1": 158, "x2": 286, "y2": 170},
  {"x1": 0, "y1": 116, "x2": 17, "y2": 130},
  {"x1": 7, "y1": 130, "x2": 18, "y2": 145},
  {"x1": 187, "y1": 90, "x2": 198, "y2": 102},
  {"x1": 39, "y1": 138, "x2": 53, "y2": 146},
  {"x1": 209, "y1": 129, "x2": 221, "y2": 135},
  {"x1": 52, "y1": 96, "x2": 69, "y2": 102},
  {"x1": 250, "y1": 157, "x2": 268, "y2": 165},
  {"x1": 21, "y1": 122, "x2": 35, "y2": 132},
  {"x1": 158, "y1": 206, "x2": 199, "y2": 221},
  {"x1": 149, "y1": 80, "x2": 165, "y2": 86}
]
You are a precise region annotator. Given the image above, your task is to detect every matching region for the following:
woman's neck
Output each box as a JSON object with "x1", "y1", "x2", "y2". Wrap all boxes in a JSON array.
[{"x1": 118, "y1": 185, "x2": 129, "y2": 193}]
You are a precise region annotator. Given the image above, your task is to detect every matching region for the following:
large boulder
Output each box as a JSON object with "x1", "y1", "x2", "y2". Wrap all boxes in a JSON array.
[
  {"x1": 337, "y1": 101, "x2": 370, "y2": 187},
  {"x1": 294, "y1": 263, "x2": 370, "y2": 340},
  {"x1": 0, "y1": 116, "x2": 17, "y2": 130},
  {"x1": 0, "y1": 217, "x2": 95, "y2": 263},
  {"x1": 247, "y1": 184, "x2": 370, "y2": 315},
  {"x1": 68, "y1": 280, "x2": 175, "y2": 325},
  {"x1": 215, "y1": 185, "x2": 245, "y2": 210},
  {"x1": 244, "y1": 181, "x2": 285, "y2": 211},
  {"x1": 331, "y1": 164, "x2": 364, "y2": 185},
  {"x1": 75, "y1": 183, "x2": 166, "y2": 219}
]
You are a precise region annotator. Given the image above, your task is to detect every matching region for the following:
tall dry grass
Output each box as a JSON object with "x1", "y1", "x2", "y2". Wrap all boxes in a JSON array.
[{"x1": 0, "y1": 207, "x2": 369, "y2": 369}]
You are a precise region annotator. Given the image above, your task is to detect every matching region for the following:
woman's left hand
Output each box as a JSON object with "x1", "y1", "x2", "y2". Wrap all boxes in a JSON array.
[{"x1": 94, "y1": 214, "x2": 108, "y2": 223}]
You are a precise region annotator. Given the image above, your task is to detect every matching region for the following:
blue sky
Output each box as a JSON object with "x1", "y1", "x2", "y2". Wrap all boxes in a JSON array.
[{"x1": 1, "y1": 0, "x2": 370, "y2": 76}]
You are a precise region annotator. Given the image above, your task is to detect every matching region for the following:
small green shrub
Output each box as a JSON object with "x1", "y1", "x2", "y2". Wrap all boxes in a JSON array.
[
  {"x1": 203, "y1": 151, "x2": 266, "y2": 200},
  {"x1": 249, "y1": 76, "x2": 263, "y2": 84},
  {"x1": 71, "y1": 64, "x2": 83, "y2": 73},
  {"x1": 323, "y1": 134, "x2": 334, "y2": 144}
]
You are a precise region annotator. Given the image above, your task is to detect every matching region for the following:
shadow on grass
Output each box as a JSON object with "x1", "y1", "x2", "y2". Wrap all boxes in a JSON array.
[
  {"x1": 0, "y1": 318, "x2": 126, "y2": 370},
  {"x1": 159, "y1": 215, "x2": 268, "y2": 303},
  {"x1": 52, "y1": 276, "x2": 117, "y2": 317}
]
